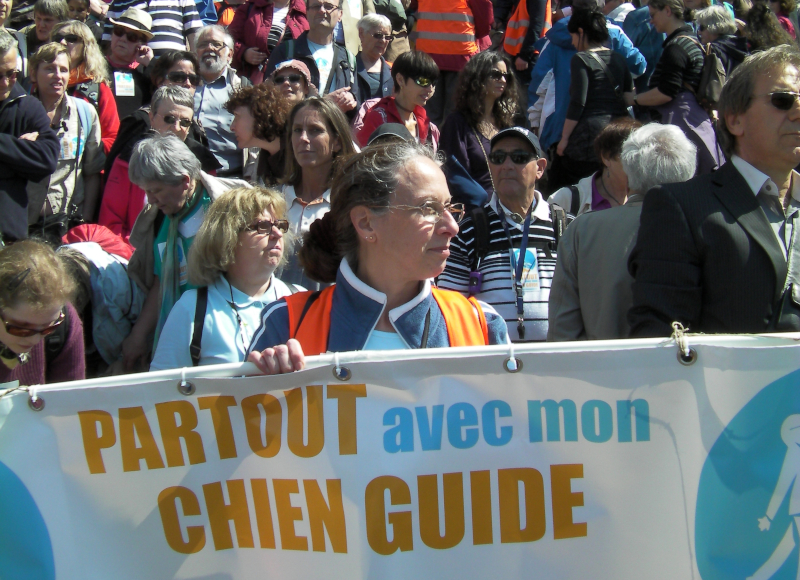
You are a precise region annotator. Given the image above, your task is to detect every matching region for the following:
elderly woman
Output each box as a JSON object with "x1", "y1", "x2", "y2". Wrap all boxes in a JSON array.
[
  {"x1": 269, "y1": 59, "x2": 315, "y2": 107},
  {"x1": 548, "y1": 118, "x2": 642, "y2": 216},
  {"x1": 122, "y1": 134, "x2": 247, "y2": 371},
  {"x1": 0, "y1": 240, "x2": 85, "y2": 385},
  {"x1": 105, "y1": 7, "x2": 155, "y2": 119},
  {"x1": 151, "y1": 186, "x2": 298, "y2": 369},
  {"x1": 356, "y1": 50, "x2": 440, "y2": 149},
  {"x1": 356, "y1": 13, "x2": 393, "y2": 104},
  {"x1": 696, "y1": 5, "x2": 748, "y2": 75},
  {"x1": 247, "y1": 142, "x2": 508, "y2": 375},
  {"x1": 227, "y1": 82, "x2": 293, "y2": 185},
  {"x1": 548, "y1": 124, "x2": 697, "y2": 341},
  {"x1": 51, "y1": 20, "x2": 119, "y2": 153}
]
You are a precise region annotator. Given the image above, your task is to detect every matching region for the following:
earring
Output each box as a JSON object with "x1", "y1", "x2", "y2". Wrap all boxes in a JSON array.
[{"x1": 366, "y1": 235, "x2": 374, "y2": 241}]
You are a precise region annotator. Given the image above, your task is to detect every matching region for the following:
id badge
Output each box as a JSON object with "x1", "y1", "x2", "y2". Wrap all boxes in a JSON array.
[
  {"x1": 59, "y1": 135, "x2": 77, "y2": 160},
  {"x1": 114, "y1": 71, "x2": 135, "y2": 97},
  {"x1": 512, "y1": 248, "x2": 540, "y2": 291}
]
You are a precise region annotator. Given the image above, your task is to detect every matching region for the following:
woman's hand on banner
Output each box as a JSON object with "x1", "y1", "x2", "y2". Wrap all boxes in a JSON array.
[{"x1": 247, "y1": 339, "x2": 306, "y2": 374}]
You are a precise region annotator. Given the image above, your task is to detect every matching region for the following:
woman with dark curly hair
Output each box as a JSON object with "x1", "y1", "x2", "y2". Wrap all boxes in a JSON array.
[
  {"x1": 747, "y1": 1, "x2": 795, "y2": 49},
  {"x1": 226, "y1": 83, "x2": 293, "y2": 185},
  {"x1": 440, "y1": 50, "x2": 521, "y2": 195},
  {"x1": 768, "y1": 0, "x2": 796, "y2": 38}
]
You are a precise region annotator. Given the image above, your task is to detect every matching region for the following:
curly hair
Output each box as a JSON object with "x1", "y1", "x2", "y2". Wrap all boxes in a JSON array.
[
  {"x1": 51, "y1": 20, "x2": 109, "y2": 84},
  {"x1": 225, "y1": 83, "x2": 292, "y2": 143},
  {"x1": 772, "y1": 0, "x2": 796, "y2": 15},
  {"x1": 453, "y1": 51, "x2": 520, "y2": 129},
  {"x1": 745, "y1": 1, "x2": 795, "y2": 50}
]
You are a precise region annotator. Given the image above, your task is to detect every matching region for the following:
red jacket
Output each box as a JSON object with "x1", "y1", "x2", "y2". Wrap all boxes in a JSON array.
[
  {"x1": 98, "y1": 157, "x2": 144, "y2": 243},
  {"x1": 357, "y1": 96, "x2": 435, "y2": 148},
  {"x1": 229, "y1": 0, "x2": 309, "y2": 83}
]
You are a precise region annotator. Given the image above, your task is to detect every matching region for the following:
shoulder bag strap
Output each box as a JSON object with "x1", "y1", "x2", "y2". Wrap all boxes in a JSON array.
[
  {"x1": 586, "y1": 50, "x2": 622, "y2": 97},
  {"x1": 190, "y1": 286, "x2": 209, "y2": 366}
]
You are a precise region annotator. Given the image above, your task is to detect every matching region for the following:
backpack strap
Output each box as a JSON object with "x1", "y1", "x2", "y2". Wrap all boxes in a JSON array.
[
  {"x1": 44, "y1": 305, "x2": 70, "y2": 368},
  {"x1": 72, "y1": 97, "x2": 93, "y2": 163},
  {"x1": 584, "y1": 50, "x2": 622, "y2": 98},
  {"x1": 190, "y1": 286, "x2": 209, "y2": 366},
  {"x1": 469, "y1": 206, "x2": 490, "y2": 273},
  {"x1": 569, "y1": 185, "x2": 580, "y2": 215},
  {"x1": 550, "y1": 203, "x2": 568, "y2": 250},
  {"x1": 74, "y1": 81, "x2": 100, "y2": 109},
  {"x1": 286, "y1": 38, "x2": 295, "y2": 60}
]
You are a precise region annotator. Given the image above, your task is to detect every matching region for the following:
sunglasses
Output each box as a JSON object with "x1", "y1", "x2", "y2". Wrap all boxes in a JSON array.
[
  {"x1": 0, "y1": 69, "x2": 18, "y2": 81},
  {"x1": 166, "y1": 71, "x2": 201, "y2": 86},
  {"x1": 245, "y1": 219, "x2": 290, "y2": 234},
  {"x1": 764, "y1": 91, "x2": 800, "y2": 111},
  {"x1": 274, "y1": 74, "x2": 303, "y2": 85},
  {"x1": 488, "y1": 70, "x2": 511, "y2": 81},
  {"x1": 156, "y1": 113, "x2": 192, "y2": 128},
  {"x1": 412, "y1": 76, "x2": 434, "y2": 88},
  {"x1": 371, "y1": 33, "x2": 393, "y2": 42},
  {"x1": 113, "y1": 26, "x2": 146, "y2": 43},
  {"x1": 488, "y1": 149, "x2": 538, "y2": 165},
  {"x1": 0, "y1": 310, "x2": 64, "y2": 338},
  {"x1": 53, "y1": 33, "x2": 82, "y2": 44}
]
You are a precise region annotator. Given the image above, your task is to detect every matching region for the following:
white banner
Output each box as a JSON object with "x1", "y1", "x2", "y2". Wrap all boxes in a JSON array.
[{"x1": 2, "y1": 336, "x2": 800, "y2": 579}]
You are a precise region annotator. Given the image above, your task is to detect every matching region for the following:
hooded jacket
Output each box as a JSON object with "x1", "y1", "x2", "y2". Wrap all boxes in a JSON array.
[{"x1": 711, "y1": 34, "x2": 748, "y2": 76}]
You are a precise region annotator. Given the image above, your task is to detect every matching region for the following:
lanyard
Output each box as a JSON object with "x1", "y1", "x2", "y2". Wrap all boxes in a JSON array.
[{"x1": 501, "y1": 204, "x2": 533, "y2": 340}]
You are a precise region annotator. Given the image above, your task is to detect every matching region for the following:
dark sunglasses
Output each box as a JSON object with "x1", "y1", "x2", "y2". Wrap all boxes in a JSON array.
[
  {"x1": 0, "y1": 69, "x2": 18, "y2": 81},
  {"x1": 0, "y1": 310, "x2": 64, "y2": 338},
  {"x1": 157, "y1": 113, "x2": 192, "y2": 127},
  {"x1": 53, "y1": 33, "x2": 82, "y2": 44},
  {"x1": 166, "y1": 71, "x2": 201, "y2": 86},
  {"x1": 488, "y1": 70, "x2": 511, "y2": 81},
  {"x1": 273, "y1": 74, "x2": 303, "y2": 85},
  {"x1": 371, "y1": 32, "x2": 393, "y2": 41},
  {"x1": 113, "y1": 26, "x2": 146, "y2": 43},
  {"x1": 765, "y1": 91, "x2": 800, "y2": 111},
  {"x1": 412, "y1": 76, "x2": 434, "y2": 88},
  {"x1": 245, "y1": 219, "x2": 290, "y2": 234},
  {"x1": 488, "y1": 149, "x2": 538, "y2": 165}
]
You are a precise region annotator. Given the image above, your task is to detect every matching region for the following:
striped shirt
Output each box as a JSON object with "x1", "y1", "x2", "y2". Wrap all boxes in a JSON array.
[
  {"x1": 437, "y1": 194, "x2": 560, "y2": 342},
  {"x1": 103, "y1": 0, "x2": 203, "y2": 55}
]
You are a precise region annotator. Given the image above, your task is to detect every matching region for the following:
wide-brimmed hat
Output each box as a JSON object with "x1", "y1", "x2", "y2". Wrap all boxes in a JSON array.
[{"x1": 109, "y1": 7, "x2": 154, "y2": 41}]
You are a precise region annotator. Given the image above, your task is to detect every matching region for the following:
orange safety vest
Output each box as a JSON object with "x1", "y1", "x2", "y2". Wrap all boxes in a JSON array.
[
  {"x1": 412, "y1": 0, "x2": 478, "y2": 56},
  {"x1": 284, "y1": 286, "x2": 490, "y2": 356},
  {"x1": 503, "y1": 0, "x2": 552, "y2": 56},
  {"x1": 215, "y1": 1, "x2": 236, "y2": 26}
]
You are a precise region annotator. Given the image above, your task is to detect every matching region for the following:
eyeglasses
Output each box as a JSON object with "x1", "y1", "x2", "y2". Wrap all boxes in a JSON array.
[
  {"x1": 488, "y1": 70, "x2": 511, "y2": 81},
  {"x1": 308, "y1": 2, "x2": 341, "y2": 12},
  {"x1": 156, "y1": 113, "x2": 192, "y2": 128},
  {"x1": 378, "y1": 200, "x2": 465, "y2": 223},
  {"x1": 197, "y1": 40, "x2": 228, "y2": 51},
  {"x1": 412, "y1": 76, "x2": 434, "y2": 88},
  {"x1": 0, "y1": 310, "x2": 64, "y2": 338},
  {"x1": 0, "y1": 69, "x2": 18, "y2": 81},
  {"x1": 371, "y1": 33, "x2": 393, "y2": 42},
  {"x1": 763, "y1": 91, "x2": 800, "y2": 111},
  {"x1": 53, "y1": 33, "x2": 82, "y2": 44},
  {"x1": 244, "y1": 219, "x2": 290, "y2": 234},
  {"x1": 166, "y1": 71, "x2": 201, "y2": 86},
  {"x1": 273, "y1": 74, "x2": 303, "y2": 85},
  {"x1": 113, "y1": 26, "x2": 146, "y2": 43},
  {"x1": 488, "y1": 149, "x2": 538, "y2": 165}
]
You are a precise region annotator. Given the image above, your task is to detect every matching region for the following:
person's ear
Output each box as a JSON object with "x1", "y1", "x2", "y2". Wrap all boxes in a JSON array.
[
  {"x1": 535, "y1": 157, "x2": 547, "y2": 180},
  {"x1": 351, "y1": 205, "x2": 377, "y2": 242},
  {"x1": 726, "y1": 110, "x2": 745, "y2": 139}
]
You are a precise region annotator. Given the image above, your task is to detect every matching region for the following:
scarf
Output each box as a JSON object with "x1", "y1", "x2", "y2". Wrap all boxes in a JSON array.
[
  {"x1": 152, "y1": 185, "x2": 205, "y2": 354},
  {"x1": 68, "y1": 63, "x2": 93, "y2": 87}
]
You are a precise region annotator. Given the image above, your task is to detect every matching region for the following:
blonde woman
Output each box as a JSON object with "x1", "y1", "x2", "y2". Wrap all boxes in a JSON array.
[
  {"x1": 150, "y1": 186, "x2": 300, "y2": 370},
  {"x1": 52, "y1": 19, "x2": 119, "y2": 153}
]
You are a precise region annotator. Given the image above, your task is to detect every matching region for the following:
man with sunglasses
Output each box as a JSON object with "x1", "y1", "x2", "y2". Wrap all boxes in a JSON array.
[
  {"x1": 0, "y1": 29, "x2": 59, "y2": 242},
  {"x1": 439, "y1": 126, "x2": 565, "y2": 342},
  {"x1": 105, "y1": 8, "x2": 154, "y2": 119},
  {"x1": 629, "y1": 46, "x2": 800, "y2": 336}
]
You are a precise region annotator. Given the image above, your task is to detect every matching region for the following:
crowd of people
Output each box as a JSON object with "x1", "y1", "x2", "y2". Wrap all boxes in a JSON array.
[{"x1": 0, "y1": 0, "x2": 798, "y2": 383}]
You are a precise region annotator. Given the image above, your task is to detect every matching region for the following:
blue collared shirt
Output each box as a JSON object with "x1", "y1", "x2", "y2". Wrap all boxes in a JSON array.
[{"x1": 194, "y1": 69, "x2": 241, "y2": 173}]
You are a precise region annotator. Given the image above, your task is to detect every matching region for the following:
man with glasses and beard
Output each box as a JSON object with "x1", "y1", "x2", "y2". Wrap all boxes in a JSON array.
[
  {"x1": 0, "y1": 29, "x2": 59, "y2": 243},
  {"x1": 628, "y1": 46, "x2": 800, "y2": 336}
]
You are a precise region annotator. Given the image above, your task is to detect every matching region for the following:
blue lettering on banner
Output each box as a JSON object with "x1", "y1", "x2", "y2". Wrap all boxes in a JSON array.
[
  {"x1": 482, "y1": 400, "x2": 513, "y2": 446},
  {"x1": 383, "y1": 408, "x2": 414, "y2": 453},
  {"x1": 416, "y1": 405, "x2": 444, "y2": 451},
  {"x1": 528, "y1": 399, "x2": 650, "y2": 443},
  {"x1": 447, "y1": 403, "x2": 480, "y2": 449}
]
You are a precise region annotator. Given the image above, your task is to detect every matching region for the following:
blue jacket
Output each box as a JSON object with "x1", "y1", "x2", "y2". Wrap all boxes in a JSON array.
[
  {"x1": 528, "y1": 17, "x2": 647, "y2": 152},
  {"x1": 248, "y1": 258, "x2": 509, "y2": 353},
  {"x1": 622, "y1": 6, "x2": 666, "y2": 93}
]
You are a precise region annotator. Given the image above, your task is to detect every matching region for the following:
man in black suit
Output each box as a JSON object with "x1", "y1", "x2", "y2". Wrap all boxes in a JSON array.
[{"x1": 628, "y1": 45, "x2": 800, "y2": 336}]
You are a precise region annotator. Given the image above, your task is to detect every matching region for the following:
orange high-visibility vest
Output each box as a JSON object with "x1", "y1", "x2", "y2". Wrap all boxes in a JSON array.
[
  {"x1": 412, "y1": 0, "x2": 478, "y2": 56},
  {"x1": 503, "y1": 0, "x2": 552, "y2": 56},
  {"x1": 284, "y1": 286, "x2": 490, "y2": 356}
]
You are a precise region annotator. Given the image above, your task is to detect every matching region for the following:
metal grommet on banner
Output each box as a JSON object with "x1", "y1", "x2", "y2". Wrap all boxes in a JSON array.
[
  {"x1": 332, "y1": 352, "x2": 352, "y2": 381},
  {"x1": 28, "y1": 388, "x2": 45, "y2": 411},
  {"x1": 503, "y1": 345, "x2": 523, "y2": 373},
  {"x1": 672, "y1": 322, "x2": 698, "y2": 366},
  {"x1": 177, "y1": 369, "x2": 195, "y2": 396}
]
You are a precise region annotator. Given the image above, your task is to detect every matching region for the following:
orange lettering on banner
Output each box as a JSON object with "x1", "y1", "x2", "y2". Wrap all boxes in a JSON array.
[
  {"x1": 285, "y1": 386, "x2": 325, "y2": 458},
  {"x1": 470, "y1": 470, "x2": 493, "y2": 545},
  {"x1": 155, "y1": 400, "x2": 206, "y2": 467},
  {"x1": 418, "y1": 473, "x2": 465, "y2": 549},
  {"x1": 498, "y1": 468, "x2": 546, "y2": 543},
  {"x1": 203, "y1": 480, "x2": 255, "y2": 550},
  {"x1": 198, "y1": 395, "x2": 238, "y2": 459},
  {"x1": 364, "y1": 475, "x2": 414, "y2": 555},
  {"x1": 326, "y1": 384, "x2": 367, "y2": 455},
  {"x1": 241, "y1": 393, "x2": 282, "y2": 458},
  {"x1": 78, "y1": 410, "x2": 116, "y2": 474},
  {"x1": 158, "y1": 486, "x2": 206, "y2": 554},
  {"x1": 551, "y1": 464, "x2": 587, "y2": 539},
  {"x1": 251, "y1": 479, "x2": 277, "y2": 549},
  {"x1": 304, "y1": 479, "x2": 348, "y2": 553},
  {"x1": 273, "y1": 479, "x2": 309, "y2": 551},
  {"x1": 119, "y1": 406, "x2": 165, "y2": 472}
]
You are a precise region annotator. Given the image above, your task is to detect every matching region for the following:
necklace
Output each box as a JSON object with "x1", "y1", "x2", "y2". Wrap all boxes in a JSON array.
[{"x1": 598, "y1": 171, "x2": 623, "y2": 207}]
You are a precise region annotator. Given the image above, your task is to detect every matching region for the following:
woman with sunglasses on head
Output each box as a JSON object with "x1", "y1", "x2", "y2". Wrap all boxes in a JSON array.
[
  {"x1": 247, "y1": 141, "x2": 508, "y2": 375},
  {"x1": 440, "y1": 50, "x2": 521, "y2": 196},
  {"x1": 356, "y1": 50, "x2": 440, "y2": 149},
  {"x1": 51, "y1": 20, "x2": 120, "y2": 154},
  {"x1": 151, "y1": 186, "x2": 299, "y2": 369},
  {"x1": 105, "y1": 7, "x2": 155, "y2": 120},
  {"x1": 0, "y1": 239, "x2": 85, "y2": 386}
]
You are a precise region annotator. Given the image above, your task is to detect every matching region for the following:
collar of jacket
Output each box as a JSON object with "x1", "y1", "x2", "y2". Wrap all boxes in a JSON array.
[{"x1": 0, "y1": 83, "x2": 27, "y2": 112}]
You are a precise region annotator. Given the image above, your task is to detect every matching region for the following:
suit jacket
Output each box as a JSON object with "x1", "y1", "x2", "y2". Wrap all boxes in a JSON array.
[{"x1": 628, "y1": 161, "x2": 796, "y2": 337}]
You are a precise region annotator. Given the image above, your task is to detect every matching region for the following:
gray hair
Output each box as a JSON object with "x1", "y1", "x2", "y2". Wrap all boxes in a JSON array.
[
  {"x1": 695, "y1": 5, "x2": 737, "y2": 35},
  {"x1": 717, "y1": 45, "x2": 800, "y2": 157},
  {"x1": 150, "y1": 86, "x2": 195, "y2": 114},
  {"x1": 357, "y1": 13, "x2": 392, "y2": 33},
  {"x1": 0, "y1": 29, "x2": 17, "y2": 58},
  {"x1": 197, "y1": 24, "x2": 234, "y2": 50},
  {"x1": 33, "y1": 0, "x2": 69, "y2": 20},
  {"x1": 620, "y1": 124, "x2": 697, "y2": 194},
  {"x1": 129, "y1": 134, "x2": 201, "y2": 187}
]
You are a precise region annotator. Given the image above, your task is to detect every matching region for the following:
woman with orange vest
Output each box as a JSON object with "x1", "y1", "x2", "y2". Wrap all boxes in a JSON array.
[{"x1": 247, "y1": 141, "x2": 509, "y2": 374}]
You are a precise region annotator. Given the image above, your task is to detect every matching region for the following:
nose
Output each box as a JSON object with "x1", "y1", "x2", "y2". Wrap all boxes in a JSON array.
[
  {"x1": 270, "y1": 225, "x2": 284, "y2": 239},
  {"x1": 59, "y1": 38, "x2": 68, "y2": 46},
  {"x1": 437, "y1": 209, "x2": 460, "y2": 237}
]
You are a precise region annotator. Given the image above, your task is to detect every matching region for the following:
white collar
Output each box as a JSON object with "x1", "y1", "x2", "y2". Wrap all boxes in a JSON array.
[
  {"x1": 339, "y1": 257, "x2": 432, "y2": 320},
  {"x1": 283, "y1": 184, "x2": 332, "y2": 205},
  {"x1": 731, "y1": 155, "x2": 800, "y2": 201},
  {"x1": 215, "y1": 275, "x2": 274, "y2": 307},
  {"x1": 491, "y1": 190, "x2": 551, "y2": 229}
]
